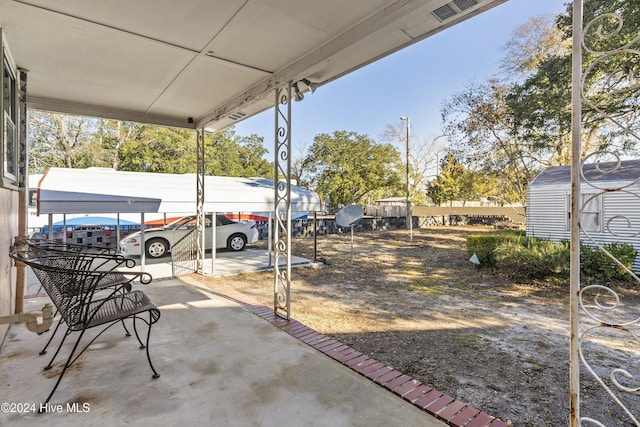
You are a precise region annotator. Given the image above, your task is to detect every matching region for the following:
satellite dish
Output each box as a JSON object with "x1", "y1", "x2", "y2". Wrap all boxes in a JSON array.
[
  {"x1": 335, "y1": 204, "x2": 364, "y2": 265},
  {"x1": 335, "y1": 205, "x2": 364, "y2": 227}
]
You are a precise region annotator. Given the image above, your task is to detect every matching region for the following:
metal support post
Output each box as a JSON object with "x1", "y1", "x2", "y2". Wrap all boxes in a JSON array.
[
  {"x1": 196, "y1": 128, "x2": 206, "y2": 274},
  {"x1": 273, "y1": 85, "x2": 292, "y2": 320},
  {"x1": 569, "y1": 2, "x2": 582, "y2": 425}
]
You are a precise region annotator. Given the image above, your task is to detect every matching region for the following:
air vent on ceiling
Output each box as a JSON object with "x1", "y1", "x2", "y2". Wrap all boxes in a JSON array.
[
  {"x1": 229, "y1": 111, "x2": 247, "y2": 121},
  {"x1": 432, "y1": 4, "x2": 457, "y2": 21},
  {"x1": 453, "y1": 0, "x2": 478, "y2": 11},
  {"x1": 432, "y1": 0, "x2": 478, "y2": 22}
]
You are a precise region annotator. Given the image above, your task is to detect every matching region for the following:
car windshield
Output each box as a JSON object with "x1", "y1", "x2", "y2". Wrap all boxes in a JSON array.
[
  {"x1": 163, "y1": 216, "x2": 196, "y2": 230},
  {"x1": 162, "y1": 215, "x2": 219, "y2": 230}
]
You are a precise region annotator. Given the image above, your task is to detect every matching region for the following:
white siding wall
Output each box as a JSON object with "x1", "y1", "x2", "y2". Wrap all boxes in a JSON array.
[
  {"x1": 0, "y1": 188, "x2": 19, "y2": 341},
  {"x1": 526, "y1": 184, "x2": 569, "y2": 241},
  {"x1": 599, "y1": 186, "x2": 640, "y2": 271},
  {"x1": 527, "y1": 182, "x2": 640, "y2": 272}
]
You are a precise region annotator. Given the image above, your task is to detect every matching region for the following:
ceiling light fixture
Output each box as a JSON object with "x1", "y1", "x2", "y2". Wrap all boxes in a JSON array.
[
  {"x1": 301, "y1": 78, "x2": 318, "y2": 94},
  {"x1": 293, "y1": 82, "x2": 304, "y2": 102}
]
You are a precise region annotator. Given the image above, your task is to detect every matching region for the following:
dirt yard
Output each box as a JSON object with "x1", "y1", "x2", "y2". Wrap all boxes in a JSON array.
[{"x1": 194, "y1": 226, "x2": 639, "y2": 426}]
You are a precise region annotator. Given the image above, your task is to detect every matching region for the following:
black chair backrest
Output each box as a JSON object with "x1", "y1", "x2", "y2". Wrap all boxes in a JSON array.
[{"x1": 13, "y1": 253, "x2": 106, "y2": 329}]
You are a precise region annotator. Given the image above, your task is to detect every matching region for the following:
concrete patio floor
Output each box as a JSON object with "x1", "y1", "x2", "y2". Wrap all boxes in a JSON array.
[
  {"x1": 2, "y1": 276, "x2": 451, "y2": 427},
  {"x1": 6, "y1": 251, "x2": 509, "y2": 427}
]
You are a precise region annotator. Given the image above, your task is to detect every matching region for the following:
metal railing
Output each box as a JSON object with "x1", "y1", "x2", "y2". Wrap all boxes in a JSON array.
[
  {"x1": 571, "y1": 3, "x2": 640, "y2": 425},
  {"x1": 171, "y1": 228, "x2": 198, "y2": 277}
]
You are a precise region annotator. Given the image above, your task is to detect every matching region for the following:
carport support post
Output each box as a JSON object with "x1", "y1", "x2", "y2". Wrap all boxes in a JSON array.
[
  {"x1": 211, "y1": 212, "x2": 217, "y2": 275},
  {"x1": 140, "y1": 213, "x2": 146, "y2": 271},
  {"x1": 268, "y1": 211, "x2": 273, "y2": 268},
  {"x1": 47, "y1": 214, "x2": 53, "y2": 240},
  {"x1": 116, "y1": 213, "x2": 121, "y2": 247},
  {"x1": 273, "y1": 84, "x2": 292, "y2": 320}
]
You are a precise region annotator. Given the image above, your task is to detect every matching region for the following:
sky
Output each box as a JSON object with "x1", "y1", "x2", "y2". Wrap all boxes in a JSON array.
[{"x1": 235, "y1": 0, "x2": 570, "y2": 156}]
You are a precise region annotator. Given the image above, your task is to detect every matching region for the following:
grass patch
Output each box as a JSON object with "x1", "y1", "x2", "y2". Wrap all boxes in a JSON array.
[
  {"x1": 405, "y1": 266, "x2": 468, "y2": 297},
  {"x1": 408, "y1": 282, "x2": 446, "y2": 298},
  {"x1": 449, "y1": 332, "x2": 481, "y2": 347}
]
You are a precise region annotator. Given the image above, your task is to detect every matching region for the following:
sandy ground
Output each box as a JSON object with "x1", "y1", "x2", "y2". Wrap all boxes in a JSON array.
[{"x1": 194, "y1": 226, "x2": 640, "y2": 426}]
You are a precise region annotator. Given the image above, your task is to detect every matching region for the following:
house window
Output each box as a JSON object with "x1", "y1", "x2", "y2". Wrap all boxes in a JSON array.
[
  {"x1": 566, "y1": 193, "x2": 602, "y2": 232},
  {"x1": 2, "y1": 40, "x2": 19, "y2": 188}
]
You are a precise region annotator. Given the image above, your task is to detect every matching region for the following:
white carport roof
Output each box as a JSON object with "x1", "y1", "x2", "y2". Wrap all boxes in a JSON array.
[
  {"x1": 0, "y1": 0, "x2": 506, "y2": 131},
  {"x1": 37, "y1": 167, "x2": 322, "y2": 214}
]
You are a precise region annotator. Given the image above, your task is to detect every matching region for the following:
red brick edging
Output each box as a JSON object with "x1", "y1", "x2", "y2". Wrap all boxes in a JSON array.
[{"x1": 203, "y1": 282, "x2": 509, "y2": 427}]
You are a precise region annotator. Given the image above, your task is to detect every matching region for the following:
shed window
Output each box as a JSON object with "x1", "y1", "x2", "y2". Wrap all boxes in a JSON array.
[{"x1": 566, "y1": 193, "x2": 602, "y2": 232}]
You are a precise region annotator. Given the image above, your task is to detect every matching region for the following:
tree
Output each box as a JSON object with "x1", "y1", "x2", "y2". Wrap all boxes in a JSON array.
[
  {"x1": 499, "y1": 14, "x2": 568, "y2": 81},
  {"x1": 204, "y1": 129, "x2": 273, "y2": 178},
  {"x1": 443, "y1": 17, "x2": 563, "y2": 204},
  {"x1": 382, "y1": 122, "x2": 445, "y2": 205},
  {"x1": 28, "y1": 112, "x2": 108, "y2": 173},
  {"x1": 27, "y1": 112, "x2": 273, "y2": 178},
  {"x1": 442, "y1": 79, "x2": 538, "y2": 204},
  {"x1": 95, "y1": 120, "x2": 139, "y2": 169},
  {"x1": 118, "y1": 125, "x2": 196, "y2": 173},
  {"x1": 303, "y1": 130, "x2": 402, "y2": 211},
  {"x1": 290, "y1": 142, "x2": 312, "y2": 188},
  {"x1": 509, "y1": 1, "x2": 640, "y2": 161},
  {"x1": 426, "y1": 153, "x2": 496, "y2": 206},
  {"x1": 442, "y1": 1, "x2": 640, "y2": 205},
  {"x1": 117, "y1": 126, "x2": 274, "y2": 177}
]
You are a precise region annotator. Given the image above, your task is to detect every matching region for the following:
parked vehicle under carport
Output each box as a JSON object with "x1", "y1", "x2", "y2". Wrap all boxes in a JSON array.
[{"x1": 118, "y1": 214, "x2": 258, "y2": 258}]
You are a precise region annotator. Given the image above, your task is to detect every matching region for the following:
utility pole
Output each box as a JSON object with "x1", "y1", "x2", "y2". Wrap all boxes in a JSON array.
[{"x1": 400, "y1": 116, "x2": 412, "y2": 241}]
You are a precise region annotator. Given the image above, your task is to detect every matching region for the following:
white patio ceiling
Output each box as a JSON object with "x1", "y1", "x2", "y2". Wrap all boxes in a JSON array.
[{"x1": 0, "y1": 0, "x2": 506, "y2": 131}]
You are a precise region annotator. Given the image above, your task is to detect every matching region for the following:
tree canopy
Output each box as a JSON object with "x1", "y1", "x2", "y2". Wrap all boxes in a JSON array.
[
  {"x1": 205, "y1": 130, "x2": 272, "y2": 178},
  {"x1": 28, "y1": 112, "x2": 273, "y2": 178},
  {"x1": 117, "y1": 125, "x2": 196, "y2": 174},
  {"x1": 303, "y1": 130, "x2": 402, "y2": 211},
  {"x1": 29, "y1": 112, "x2": 102, "y2": 172},
  {"x1": 442, "y1": 0, "x2": 640, "y2": 204},
  {"x1": 426, "y1": 153, "x2": 496, "y2": 207}
]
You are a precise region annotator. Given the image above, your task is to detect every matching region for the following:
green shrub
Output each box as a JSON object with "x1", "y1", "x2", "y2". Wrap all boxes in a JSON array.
[
  {"x1": 466, "y1": 232, "x2": 637, "y2": 282},
  {"x1": 495, "y1": 238, "x2": 570, "y2": 280},
  {"x1": 466, "y1": 230, "x2": 524, "y2": 269},
  {"x1": 581, "y1": 242, "x2": 637, "y2": 281}
]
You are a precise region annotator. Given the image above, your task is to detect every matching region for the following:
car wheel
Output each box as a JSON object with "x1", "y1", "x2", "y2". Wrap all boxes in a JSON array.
[
  {"x1": 227, "y1": 233, "x2": 247, "y2": 251},
  {"x1": 146, "y1": 238, "x2": 169, "y2": 258}
]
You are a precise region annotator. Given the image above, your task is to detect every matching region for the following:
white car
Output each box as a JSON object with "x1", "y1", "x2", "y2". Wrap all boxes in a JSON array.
[{"x1": 119, "y1": 214, "x2": 259, "y2": 258}]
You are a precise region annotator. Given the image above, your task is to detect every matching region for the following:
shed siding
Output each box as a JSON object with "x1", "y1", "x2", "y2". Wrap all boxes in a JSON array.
[
  {"x1": 526, "y1": 187, "x2": 568, "y2": 241},
  {"x1": 601, "y1": 189, "x2": 640, "y2": 271},
  {"x1": 527, "y1": 178, "x2": 640, "y2": 272}
]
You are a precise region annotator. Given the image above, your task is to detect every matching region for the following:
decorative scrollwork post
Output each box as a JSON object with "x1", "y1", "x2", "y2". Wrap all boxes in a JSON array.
[
  {"x1": 196, "y1": 127, "x2": 205, "y2": 274},
  {"x1": 273, "y1": 84, "x2": 292, "y2": 320},
  {"x1": 572, "y1": 3, "x2": 640, "y2": 425}
]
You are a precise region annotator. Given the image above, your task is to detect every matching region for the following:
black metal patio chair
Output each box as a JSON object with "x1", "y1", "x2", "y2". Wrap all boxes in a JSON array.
[
  {"x1": 9, "y1": 250, "x2": 161, "y2": 407},
  {"x1": 15, "y1": 239, "x2": 141, "y2": 355}
]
